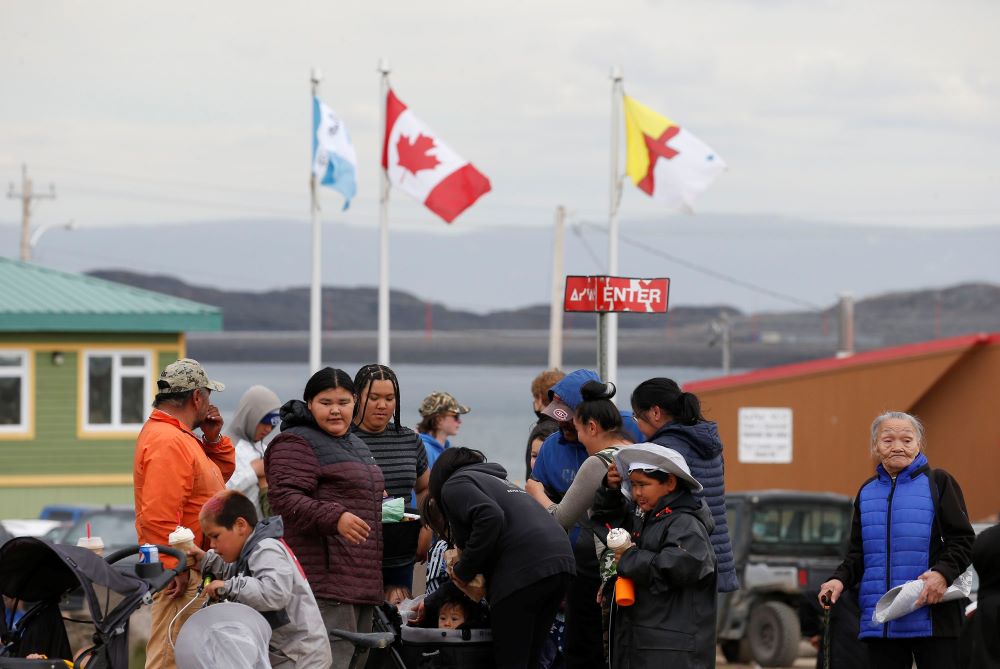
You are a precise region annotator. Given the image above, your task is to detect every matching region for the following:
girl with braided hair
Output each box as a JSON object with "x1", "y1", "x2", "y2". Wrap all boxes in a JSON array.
[{"x1": 351, "y1": 363, "x2": 431, "y2": 590}]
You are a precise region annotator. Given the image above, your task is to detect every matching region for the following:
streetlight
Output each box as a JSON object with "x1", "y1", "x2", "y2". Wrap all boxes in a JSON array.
[{"x1": 28, "y1": 219, "x2": 76, "y2": 259}]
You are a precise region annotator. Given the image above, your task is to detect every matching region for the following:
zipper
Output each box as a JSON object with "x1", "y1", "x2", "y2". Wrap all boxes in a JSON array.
[{"x1": 883, "y1": 475, "x2": 897, "y2": 638}]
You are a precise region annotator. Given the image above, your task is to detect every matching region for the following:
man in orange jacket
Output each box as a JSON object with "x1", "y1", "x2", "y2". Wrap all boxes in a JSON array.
[{"x1": 133, "y1": 358, "x2": 235, "y2": 669}]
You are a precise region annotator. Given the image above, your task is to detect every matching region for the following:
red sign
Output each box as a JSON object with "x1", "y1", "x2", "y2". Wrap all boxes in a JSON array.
[{"x1": 563, "y1": 276, "x2": 670, "y2": 313}]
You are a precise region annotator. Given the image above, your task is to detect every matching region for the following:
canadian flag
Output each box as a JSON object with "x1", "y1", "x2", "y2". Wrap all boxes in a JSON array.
[{"x1": 382, "y1": 89, "x2": 491, "y2": 223}]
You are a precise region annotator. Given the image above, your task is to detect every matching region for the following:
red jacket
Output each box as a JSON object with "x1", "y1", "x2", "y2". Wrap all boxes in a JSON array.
[
  {"x1": 133, "y1": 409, "x2": 236, "y2": 563},
  {"x1": 265, "y1": 400, "x2": 384, "y2": 604}
]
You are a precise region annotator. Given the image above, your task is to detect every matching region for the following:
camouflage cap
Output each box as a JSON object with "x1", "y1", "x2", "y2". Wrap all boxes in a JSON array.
[
  {"x1": 418, "y1": 391, "x2": 470, "y2": 417},
  {"x1": 156, "y1": 358, "x2": 225, "y2": 394}
]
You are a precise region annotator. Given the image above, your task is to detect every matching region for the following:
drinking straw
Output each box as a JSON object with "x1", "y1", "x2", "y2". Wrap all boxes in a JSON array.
[{"x1": 86, "y1": 522, "x2": 91, "y2": 539}]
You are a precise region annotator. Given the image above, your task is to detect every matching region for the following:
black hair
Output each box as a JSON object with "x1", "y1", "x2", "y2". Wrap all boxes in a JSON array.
[
  {"x1": 202, "y1": 489, "x2": 259, "y2": 529},
  {"x1": 576, "y1": 381, "x2": 624, "y2": 433},
  {"x1": 630, "y1": 377, "x2": 705, "y2": 426},
  {"x1": 303, "y1": 367, "x2": 355, "y2": 402},
  {"x1": 427, "y1": 447, "x2": 487, "y2": 519},
  {"x1": 152, "y1": 389, "x2": 196, "y2": 408},
  {"x1": 437, "y1": 596, "x2": 475, "y2": 627},
  {"x1": 352, "y1": 364, "x2": 402, "y2": 432},
  {"x1": 420, "y1": 496, "x2": 449, "y2": 541}
]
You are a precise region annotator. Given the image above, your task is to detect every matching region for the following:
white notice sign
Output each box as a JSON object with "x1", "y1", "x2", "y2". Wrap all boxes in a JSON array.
[{"x1": 738, "y1": 408, "x2": 793, "y2": 464}]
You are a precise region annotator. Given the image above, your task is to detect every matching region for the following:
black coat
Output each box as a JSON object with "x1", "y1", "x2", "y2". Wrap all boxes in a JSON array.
[
  {"x1": 435, "y1": 462, "x2": 575, "y2": 606},
  {"x1": 799, "y1": 587, "x2": 869, "y2": 669},
  {"x1": 960, "y1": 525, "x2": 1000, "y2": 668},
  {"x1": 593, "y1": 484, "x2": 718, "y2": 669}
]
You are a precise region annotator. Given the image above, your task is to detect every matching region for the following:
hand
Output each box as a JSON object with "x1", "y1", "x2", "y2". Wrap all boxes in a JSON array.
[
  {"x1": 595, "y1": 583, "x2": 605, "y2": 605},
  {"x1": 164, "y1": 572, "x2": 191, "y2": 600},
  {"x1": 809, "y1": 635, "x2": 821, "y2": 650},
  {"x1": 612, "y1": 542, "x2": 633, "y2": 563},
  {"x1": 205, "y1": 579, "x2": 228, "y2": 600},
  {"x1": 187, "y1": 546, "x2": 206, "y2": 568},
  {"x1": 410, "y1": 600, "x2": 425, "y2": 625},
  {"x1": 818, "y1": 579, "x2": 844, "y2": 606},
  {"x1": 337, "y1": 512, "x2": 371, "y2": 544},
  {"x1": 916, "y1": 570, "x2": 948, "y2": 607},
  {"x1": 606, "y1": 462, "x2": 621, "y2": 490},
  {"x1": 202, "y1": 404, "x2": 224, "y2": 444},
  {"x1": 251, "y1": 458, "x2": 265, "y2": 478}
]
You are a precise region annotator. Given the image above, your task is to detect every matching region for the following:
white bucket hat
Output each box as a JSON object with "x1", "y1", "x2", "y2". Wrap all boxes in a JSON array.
[{"x1": 614, "y1": 443, "x2": 703, "y2": 499}]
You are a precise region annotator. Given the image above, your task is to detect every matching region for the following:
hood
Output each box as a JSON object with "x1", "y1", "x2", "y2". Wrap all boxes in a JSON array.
[
  {"x1": 277, "y1": 399, "x2": 316, "y2": 432},
  {"x1": 453, "y1": 461, "x2": 509, "y2": 481},
  {"x1": 227, "y1": 385, "x2": 280, "y2": 444},
  {"x1": 238, "y1": 516, "x2": 285, "y2": 567},
  {"x1": 549, "y1": 369, "x2": 600, "y2": 409},
  {"x1": 652, "y1": 420, "x2": 723, "y2": 460}
]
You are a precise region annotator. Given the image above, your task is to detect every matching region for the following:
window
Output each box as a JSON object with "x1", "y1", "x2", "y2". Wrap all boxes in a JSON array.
[
  {"x1": 0, "y1": 350, "x2": 29, "y2": 433},
  {"x1": 84, "y1": 352, "x2": 151, "y2": 431},
  {"x1": 750, "y1": 503, "x2": 852, "y2": 557}
]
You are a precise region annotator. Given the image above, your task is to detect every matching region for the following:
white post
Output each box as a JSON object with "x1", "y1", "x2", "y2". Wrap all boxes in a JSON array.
[
  {"x1": 309, "y1": 68, "x2": 323, "y2": 373},
  {"x1": 548, "y1": 205, "x2": 566, "y2": 369},
  {"x1": 605, "y1": 66, "x2": 624, "y2": 385},
  {"x1": 377, "y1": 58, "x2": 392, "y2": 365}
]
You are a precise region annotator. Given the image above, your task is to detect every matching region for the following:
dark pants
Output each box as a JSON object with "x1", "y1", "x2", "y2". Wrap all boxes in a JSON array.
[
  {"x1": 563, "y1": 574, "x2": 606, "y2": 668},
  {"x1": 491, "y1": 573, "x2": 572, "y2": 669},
  {"x1": 865, "y1": 637, "x2": 959, "y2": 669}
]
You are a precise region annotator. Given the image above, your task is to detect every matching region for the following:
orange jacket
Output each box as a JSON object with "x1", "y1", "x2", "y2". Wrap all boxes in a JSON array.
[{"x1": 133, "y1": 409, "x2": 235, "y2": 561}]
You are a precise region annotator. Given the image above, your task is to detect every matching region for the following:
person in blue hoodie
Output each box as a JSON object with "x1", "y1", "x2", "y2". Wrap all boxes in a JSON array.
[
  {"x1": 820, "y1": 411, "x2": 974, "y2": 669},
  {"x1": 629, "y1": 377, "x2": 739, "y2": 593}
]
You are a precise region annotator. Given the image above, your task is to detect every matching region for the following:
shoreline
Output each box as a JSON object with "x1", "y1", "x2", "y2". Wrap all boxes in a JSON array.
[{"x1": 187, "y1": 329, "x2": 837, "y2": 369}]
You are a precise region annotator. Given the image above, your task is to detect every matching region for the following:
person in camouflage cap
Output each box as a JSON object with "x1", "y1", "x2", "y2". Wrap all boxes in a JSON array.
[
  {"x1": 133, "y1": 358, "x2": 234, "y2": 669},
  {"x1": 416, "y1": 392, "x2": 470, "y2": 469}
]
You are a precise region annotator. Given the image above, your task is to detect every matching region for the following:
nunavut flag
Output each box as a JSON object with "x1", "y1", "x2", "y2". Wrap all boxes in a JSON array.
[
  {"x1": 624, "y1": 95, "x2": 726, "y2": 211},
  {"x1": 382, "y1": 89, "x2": 491, "y2": 223}
]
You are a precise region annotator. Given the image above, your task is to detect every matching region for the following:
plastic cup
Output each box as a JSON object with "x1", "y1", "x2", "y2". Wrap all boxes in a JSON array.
[
  {"x1": 615, "y1": 576, "x2": 635, "y2": 606},
  {"x1": 76, "y1": 536, "x2": 105, "y2": 556}
]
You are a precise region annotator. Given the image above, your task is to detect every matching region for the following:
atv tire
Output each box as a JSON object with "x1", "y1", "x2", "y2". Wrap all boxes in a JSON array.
[{"x1": 747, "y1": 601, "x2": 800, "y2": 667}]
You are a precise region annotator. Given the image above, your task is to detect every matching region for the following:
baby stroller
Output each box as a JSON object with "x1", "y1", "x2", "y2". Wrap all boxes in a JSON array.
[
  {"x1": 0, "y1": 537, "x2": 187, "y2": 669},
  {"x1": 336, "y1": 601, "x2": 495, "y2": 669}
]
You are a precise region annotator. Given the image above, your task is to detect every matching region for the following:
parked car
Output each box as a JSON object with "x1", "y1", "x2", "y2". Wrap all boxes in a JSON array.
[
  {"x1": 44, "y1": 505, "x2": 137, "y2": 552},
  {"x1": 38, "y1": 504, "x2": 106, "y2": 524},
  {"x1": 0, "y1": 524, "x2": 13, "y2": 549},
  {"x1": 717, "y1": 490, "x2": 854, "y2": 667},
  {"x1": 0, "y1": 518, "x2": 66, "y2": 539}
]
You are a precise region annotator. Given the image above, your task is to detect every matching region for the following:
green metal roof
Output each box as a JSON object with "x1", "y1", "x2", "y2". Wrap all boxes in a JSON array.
[{"x1": 0, "y1": 257, "x2": 222, "y2": 332}]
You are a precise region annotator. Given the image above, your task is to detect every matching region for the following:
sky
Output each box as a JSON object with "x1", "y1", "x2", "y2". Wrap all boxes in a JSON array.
[{"x1": 2, "y1": 1, "x2": 999, "y2": 311}]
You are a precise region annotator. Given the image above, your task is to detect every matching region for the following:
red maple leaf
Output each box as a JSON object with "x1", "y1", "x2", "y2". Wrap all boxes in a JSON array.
[{"x1": 396, "y1": 133, "x2": 441, "y2": 176}]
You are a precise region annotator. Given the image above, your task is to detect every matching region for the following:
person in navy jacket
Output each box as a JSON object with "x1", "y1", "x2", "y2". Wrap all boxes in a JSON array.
[{"x1": 819, "y1": 411, "x2": 975, "y2": 669}]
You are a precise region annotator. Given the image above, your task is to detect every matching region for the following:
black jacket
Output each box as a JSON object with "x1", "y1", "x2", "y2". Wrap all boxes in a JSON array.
[
  {"x1": 961, "y1": 525, "x2": 1000, "y2": 668},
  {"x1": 435, "y1": 462, "x2": 575, "y2": 605},
  {"x1": 593, "y1": 484, "x2": 717, "y2": 669}
]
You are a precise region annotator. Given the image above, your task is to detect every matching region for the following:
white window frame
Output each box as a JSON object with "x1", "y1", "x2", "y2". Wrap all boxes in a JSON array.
[
  {"x1": 83, "y1": 351, "x2": 152, "y2": 432},
  {"x1": 0, "y1": 349, "x2": 30, "y2": 434}
]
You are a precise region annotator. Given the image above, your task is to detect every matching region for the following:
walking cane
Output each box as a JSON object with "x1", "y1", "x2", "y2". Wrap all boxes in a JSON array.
[{"x1": 820, "y1": 593, "x2": 833, "y2": 669}]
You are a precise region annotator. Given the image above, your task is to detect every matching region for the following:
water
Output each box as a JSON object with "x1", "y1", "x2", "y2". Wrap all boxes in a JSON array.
[{"x1": 210, "y1": 362, "x2": 728, "y2": 484}]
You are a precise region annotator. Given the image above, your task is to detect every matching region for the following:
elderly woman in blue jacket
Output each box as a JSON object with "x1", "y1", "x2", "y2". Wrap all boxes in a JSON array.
[{"x1": 819, "y1": 411, "x2": 974, "y2": 669}]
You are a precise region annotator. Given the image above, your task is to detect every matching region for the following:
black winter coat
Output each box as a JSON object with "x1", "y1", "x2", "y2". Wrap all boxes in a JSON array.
[
  {"x1": 264, "y1": 400, "x2": 384, "y2": 604},
  {"x1": 593, "y1": 484, "x2": 718, "y2": 669}
]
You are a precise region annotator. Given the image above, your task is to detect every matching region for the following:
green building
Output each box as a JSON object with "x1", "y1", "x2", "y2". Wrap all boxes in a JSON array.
[{"x1": 0, "y1": 258, "x2": 222, "y2": 517}]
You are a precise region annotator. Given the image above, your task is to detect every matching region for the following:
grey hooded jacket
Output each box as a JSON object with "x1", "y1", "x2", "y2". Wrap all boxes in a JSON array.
[{"x1": 200, "y1": 517, "x2": 332, "y2": 668}]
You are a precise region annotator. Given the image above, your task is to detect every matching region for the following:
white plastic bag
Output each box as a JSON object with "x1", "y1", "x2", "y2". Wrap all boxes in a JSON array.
[{"x1": 873, "y1": 567, "x2": 974, "y2": 624}]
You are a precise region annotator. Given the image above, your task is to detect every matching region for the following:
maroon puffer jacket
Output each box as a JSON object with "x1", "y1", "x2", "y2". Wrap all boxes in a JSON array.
[{"x1": 264, "y1": 399, "x2": 384, "y2": 604}]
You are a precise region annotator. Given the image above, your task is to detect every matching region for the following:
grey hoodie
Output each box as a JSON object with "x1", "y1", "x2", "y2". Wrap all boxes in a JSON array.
[{"x1": 200, "y1": 517, "x2": 332, "y2": 668}]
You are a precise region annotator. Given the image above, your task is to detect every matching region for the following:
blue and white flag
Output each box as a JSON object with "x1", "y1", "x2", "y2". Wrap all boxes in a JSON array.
[{"x1": 312, "y1": 97, "x2": 358, "y2": 209}]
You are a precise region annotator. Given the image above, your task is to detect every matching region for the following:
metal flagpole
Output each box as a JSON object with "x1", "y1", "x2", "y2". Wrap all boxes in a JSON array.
[
  {"x1": 601, "y1": 66, "x2": 624, "y2": 384},
  {"x1": 548, "y1": 205, "x2": 566, "y2": 369},
  {"x1": 377, "y1": 58, "x2": 392, "y2": 365},
  {"x1": 309, "y1": 68, "x2": 323, "y2": 373}
]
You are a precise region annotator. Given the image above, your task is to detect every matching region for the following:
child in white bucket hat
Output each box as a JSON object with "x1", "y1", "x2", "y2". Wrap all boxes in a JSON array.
[{"x1": 593, "y1": 443, "x2": 718, "y2": 669}]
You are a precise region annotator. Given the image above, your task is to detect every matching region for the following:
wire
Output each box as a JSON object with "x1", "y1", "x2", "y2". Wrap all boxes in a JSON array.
[
  {"x1": 574, "y1": 220, "x2": 824, "y2": 311},
  {"x1": 569, "y1": 222, "x2": 606, "y2": 271},
  {"x1": 168, "y1": 578, "x2": 206, "y2": 649}
]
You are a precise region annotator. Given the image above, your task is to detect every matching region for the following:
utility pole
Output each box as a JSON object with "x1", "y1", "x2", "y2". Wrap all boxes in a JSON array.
[
  {"x1": 7, "y1": 164, "x2": 56, "y2": 262},
  {"x1": 548, "y1": 205, "x2": 566, "y2": 370},
  {"x1": 711, "y1": 312, "x2": 733, "y2": 375}
]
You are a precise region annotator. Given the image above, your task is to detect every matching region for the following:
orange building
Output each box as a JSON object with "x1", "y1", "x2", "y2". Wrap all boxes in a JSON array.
[{"x1": 685, "y1": 333, "x2": 1000, "y2": 520}]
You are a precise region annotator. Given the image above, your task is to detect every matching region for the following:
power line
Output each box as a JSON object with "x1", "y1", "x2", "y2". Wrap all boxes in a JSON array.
[{"x1": 575, "y1": 220, "x2": 825, "y2": 311}]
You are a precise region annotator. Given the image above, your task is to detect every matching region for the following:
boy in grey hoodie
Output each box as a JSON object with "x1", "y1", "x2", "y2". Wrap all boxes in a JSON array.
[{"x1": 190, "y1": 490, "x2": 332, "y2": 668}]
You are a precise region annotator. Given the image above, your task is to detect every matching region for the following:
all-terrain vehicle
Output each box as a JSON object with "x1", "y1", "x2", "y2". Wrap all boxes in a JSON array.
[{"x1": 717, "y1": 490, "x2": 853, "y2": 667}]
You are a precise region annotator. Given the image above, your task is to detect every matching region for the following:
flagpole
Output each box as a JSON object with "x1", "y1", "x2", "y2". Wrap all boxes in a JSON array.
[
  {"x1": 548, "y1": 205, "x2": 566, "y2": 369},
  {"x1": 377, "y1": 57, "x2": 391, "y2": 365},
  {"x1": 309, "y1": 67, "x2": 323, "y2": 373},
  {"x1": 602, "y1": 65, "x2": 624, "y2": 385}
]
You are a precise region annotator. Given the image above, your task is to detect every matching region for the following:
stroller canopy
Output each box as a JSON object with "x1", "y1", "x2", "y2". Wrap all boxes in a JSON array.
[{"x1": 0, "y1": 537, "x2": 147, "y2": 620}]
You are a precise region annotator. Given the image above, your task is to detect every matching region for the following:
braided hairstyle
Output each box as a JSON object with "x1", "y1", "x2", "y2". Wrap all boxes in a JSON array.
[{"x1": 352, "y1": 363, "x2": 403, "y2": 432}]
